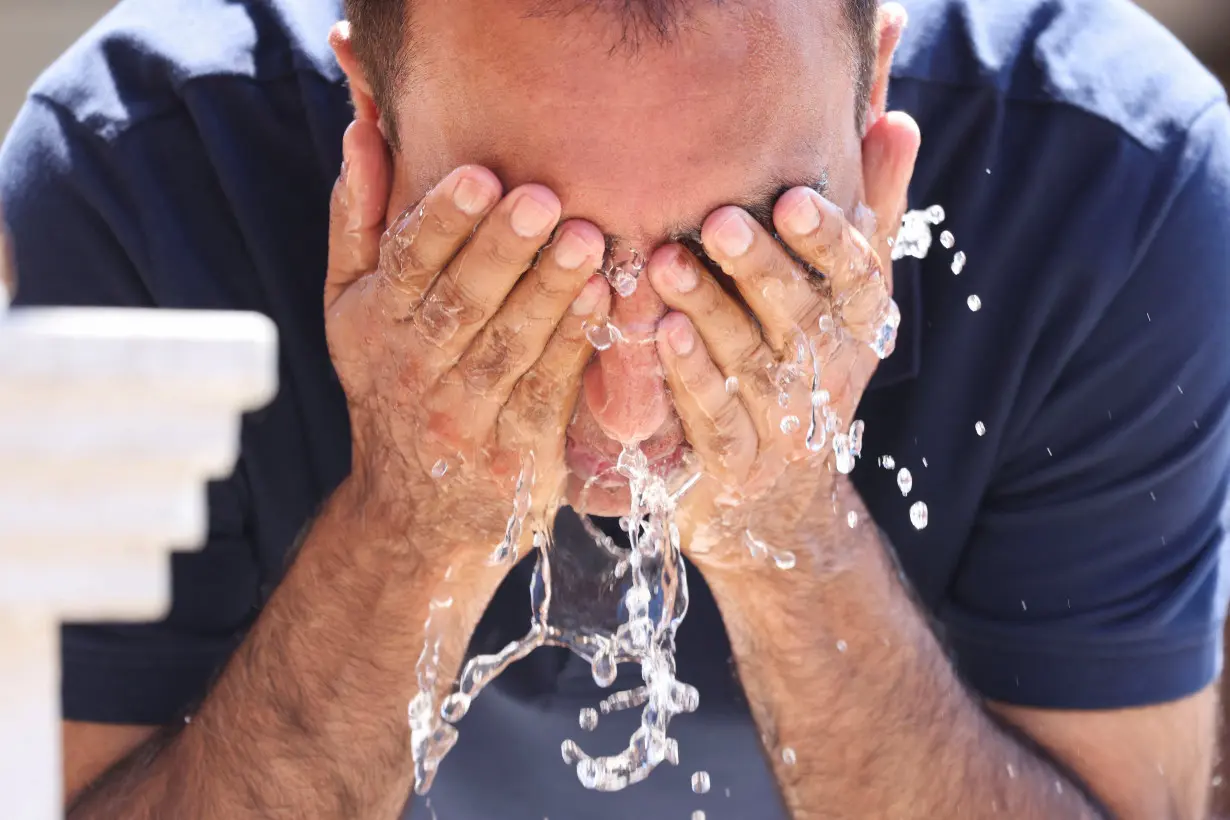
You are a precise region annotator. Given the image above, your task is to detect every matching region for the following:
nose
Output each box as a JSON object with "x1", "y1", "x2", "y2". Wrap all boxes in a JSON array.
[{"x1": 582, "y1": 275, "x2": 670, "y2": 444}]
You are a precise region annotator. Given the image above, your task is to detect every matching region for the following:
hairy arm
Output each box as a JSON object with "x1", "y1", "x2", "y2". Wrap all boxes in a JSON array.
[
  {"x1": 704, "y1": 483, "x2": 1214, "y2": 820},
  {"x1": 67, "y1": 475, "x2": 506, "y2": 820}
]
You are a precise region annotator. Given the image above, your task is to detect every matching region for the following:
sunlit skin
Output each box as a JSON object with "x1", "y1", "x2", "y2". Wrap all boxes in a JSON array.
[{"x1": 382, "y1": 0, "x2": 864, "y2": 515}]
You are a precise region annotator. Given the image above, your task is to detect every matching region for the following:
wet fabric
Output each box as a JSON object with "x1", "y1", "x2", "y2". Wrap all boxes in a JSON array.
[{"x1": 2, "y1": 0, "x2": 1228, "y2": 816}]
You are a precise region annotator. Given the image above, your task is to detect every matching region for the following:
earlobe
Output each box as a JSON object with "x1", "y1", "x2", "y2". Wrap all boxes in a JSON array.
[
  {"x1": 867, "y1": 3, "x2": 908, "y2": 130},
  {"x1": 329, "y1": 21, "x2": 381, "y2": 124}
]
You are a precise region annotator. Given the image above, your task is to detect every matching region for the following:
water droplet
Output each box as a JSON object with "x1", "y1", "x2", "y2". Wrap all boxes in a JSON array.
[
  {"x1": 921, "y1": 457, "x2": 928, "y2": 468},
  {"x1": 812, "y1": 389, "x2": 830, "y2": 406},
  {"x1": 782, "y1": 747, "x2": 797, "y2": 766},
  {"x1": 1055, "y1": 781, "x2": 1063, "y2": 795},
  {"x1": 431, "y1": 459, "x2": 449, "y2": 479},
  {"x1": 909, "y1": 501, "x2": 928, "y2": 530},
  {"x1": 897, "y1": 468, "x2": 913, "y2": 496},
  {"x1": 612, "y1": 269, "x2": 638, "y2": 297},
  {"x1": 832, "y1": 433, "x2": 855, "y2": 474},
  {"x1": 773, "y1": 551, "x2": 797, "y2": 571},
  {"x1": 869, "y1": 298, "x2": 901, "y2": 360},
  {"x1": 778, "y1": 391, "x2": 791, "y2": 408},
  {"x1": 692, "y1": 771, "x2": 711, "y2": 794},
  {"x1": 725, "y1": 376, "x2": 739, "y2": 395},
  {"x1": 926, "y1": 205, "x2": 946, "y2": 224},
  {"x1": 440, "y1": 692, "x2": 471, "y2": 723},
  {"x1": 847, "y1": 510, "x2": 859, "y2": 528},
  {"x1": 780, "y1": 415, "x2": 801, "y2": 434},
  {"x1": 848, "y1": 420, "x2": 865, "y2": 458},
  {"x1": 967, "y1": 294, "x2": 982, "y2": 312},
  {"x1": 940, "y1": 230, "x2": 955, "y2": 249},
  {"x1": 818, "y1": 314, "x2": 835, "y2": 334},
  {"x1": 585, "y1": 323, "x2": 617, "y2": 351},
  {"x1": 836, "y1": 640, "x2": 848, "y2": 653},
  {"x1": 975, "y1": 421, "x2": 986, "y2": 436},
  {"x1": 1007, "y1": 763, "x2": 1017, "y2": 779},
  {"x1": 880, "y1": 455, "x2": 896, "y2": 470},
  {"x1": 692, "y1": 812, "x2": 706, "y2": 820},
  {"x1": 579, "y1": 708, "x2": 599, "y2": 731},
  {"x1": 951, "y1": 251, "x2": 967, "y2": 274},
  {"x1": 1021, "y1": 600, "x2": 1027, "y2": 611}
]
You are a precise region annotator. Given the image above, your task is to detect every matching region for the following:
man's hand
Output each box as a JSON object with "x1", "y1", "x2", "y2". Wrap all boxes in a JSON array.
[
  {"x1": 647, "y1": 111, "x2": 919, "y2": 570},
  {"x1": 326, "y1": 118, "x2": 610, "y2": 567}
]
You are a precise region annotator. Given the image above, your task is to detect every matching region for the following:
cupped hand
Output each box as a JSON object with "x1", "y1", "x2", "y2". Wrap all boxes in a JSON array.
[
  {"x1": 325, "y1": 119, "x2": 611, "y2": 567},
  {"x1": 647, "y1": 112, "x2": 921, "y2": 572}
]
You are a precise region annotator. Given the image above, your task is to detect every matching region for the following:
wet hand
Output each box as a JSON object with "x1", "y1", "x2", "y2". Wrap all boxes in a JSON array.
[
  {"x1": 647, "y1": 112, "x2": 920, "y2": 572},
  {"x1": 325, "y1": 119, "x2": 610, "y2": 566}
]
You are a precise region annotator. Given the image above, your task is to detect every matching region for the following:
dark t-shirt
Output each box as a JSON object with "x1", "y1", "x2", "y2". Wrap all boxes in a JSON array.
[{"x1": 3, "y1": 0, "x2": 1229, "y2": 816}]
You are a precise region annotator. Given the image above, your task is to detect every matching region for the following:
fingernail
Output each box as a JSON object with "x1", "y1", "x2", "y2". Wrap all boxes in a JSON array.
[
  {"x1": 453, "y1": 175, "x2": 492, "y2": 216},
  {"x1": 570, "y1": 276, "x2": 605, "y2": 315},
  {"x1": 511, "y1": 193, "x2": 557, "y2": 238},
  {"x1": 664, "y1": 253, "x2": 698, "y2": 293},
  {"x1": 667, "y1": 319, "x2": 695, "y2": 355},
  {"x1": 712, "y1": 212, "x2": 754, "y2": 257},
  {"x1": 784, "y1": 192, "x2": 821, "y2": 235},
  {"x1": 554, "y1": 230, "x2": 592, "y2": 270}
]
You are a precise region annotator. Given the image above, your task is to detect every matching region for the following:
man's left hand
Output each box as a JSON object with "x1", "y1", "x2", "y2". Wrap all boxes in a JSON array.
[{"x1": 646, "y1": 111, "x2": 920, "y2": 573}]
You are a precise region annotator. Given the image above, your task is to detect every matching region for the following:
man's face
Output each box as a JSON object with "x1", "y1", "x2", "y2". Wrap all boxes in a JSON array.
[{"x1": 386, "y1": 0, "x2": 866, "y2": 515}]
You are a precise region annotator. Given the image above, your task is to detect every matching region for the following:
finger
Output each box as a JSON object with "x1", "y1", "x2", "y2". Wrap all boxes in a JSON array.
[
  {"x1": 502, "y1": 276, "x2": 613, "y2": 455},
  {"x1": 376, "y1": 165, "x2": 503, "y2": 319},
  {"x1": 656, "y1": 312, "x2": 758, "y2": 485},
  {"x1": 699, "y1": 206, "x2": 828, "y2": 353},
  {"x1": 414, "y1": 184, "x2": 562, "y2": 361},
  {"x1": 325, "y1": 118, "x2": 390, "y2": 311},
  {"x1": 773, "y1": 188, "x2": 888, "y2": 342},
  {"x1": 646, "y1": 243, "x2": 781, "y2": 440},
  {"x1": 447, "y1": 220, "x2": 605, "y2": 428},
  {"x1": 862, "y1": 110, "x2": 922, "y2": 262}
]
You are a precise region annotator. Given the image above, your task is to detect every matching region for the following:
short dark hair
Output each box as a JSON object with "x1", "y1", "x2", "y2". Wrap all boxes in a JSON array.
[{"x1": 344, "y1": 0, "x2": 879, "y2": 148}]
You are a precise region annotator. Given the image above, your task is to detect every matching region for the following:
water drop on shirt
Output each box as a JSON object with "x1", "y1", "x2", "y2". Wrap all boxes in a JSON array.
[
  {"x1": 909, "y1": 501, "x2": 929, "y2": 530},
  {"x1": 897, "y1": 467, "x2": 913, "y2": 496},
  {"x1": 692, "y1": 771, "x2": 711, "y2": 794},
  {"x1": 967, "y1": 294, "x2": 982, "y2": 312}
]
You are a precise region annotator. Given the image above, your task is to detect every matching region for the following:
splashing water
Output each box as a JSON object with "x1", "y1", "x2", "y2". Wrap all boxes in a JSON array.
[
  {"x1": 975, "y1": 421, "x2": 986, "y2": 436},
  {"x1": 585, "y1": 322, "x2": 624, "y2": 351},
  {"x1": 892, "y1": 206, "x2": 946, "y2": 261},
  {"x1": 897, "y1": 467, "x2": 913, "y2": 497},
  {"x1": 602, "y1": 242, "x2": 646, "y2": 298},
  {"x1": 940, "y1": 230, "x2": 955, "y2": 249},
  {"x1": 967, "y1": 295, "x2": 982, "y2": 312},
  {"x1": 879, "y1": 455, "x2": 896, "y2": 470},
  {"x1": 951, "y1": 251, "x2": 967, "y2": 275},
  {"x1": 692, "y1": 771, "x2": 711, "y2": 794},
  {"x1": 909, "y1": 501, "x2": 929, "y2": 530}
]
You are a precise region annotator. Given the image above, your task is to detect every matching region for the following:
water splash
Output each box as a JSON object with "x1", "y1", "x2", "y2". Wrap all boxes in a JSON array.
[
  {"x1": 892, "y1": 206, "x2": 946, "y2": 261},
  {"x1": 602, "y1": 241, "x2": 645, "y2": 298},
  {"x1": 692, "y1": 771, "x2": 711, "y2": 794},
  {"x1": 967, "y1": 295, "x2": 982, "y2": 312},
  {"x1": 897, "y1": 468, "x2": 913, "y2": 497},
  {"x1": 975, "y1": 421, "x2": 986, "y2": 436},
  {"x1": 909, "y1": 501, "x2": 929, "y2": 530},
  {"x1": 951, "y1": 251, "x2": 967, "y2": 275}
]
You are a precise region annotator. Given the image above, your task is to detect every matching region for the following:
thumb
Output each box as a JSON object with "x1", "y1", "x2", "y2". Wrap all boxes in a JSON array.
[
  {"x1": 862, "y1": 110, "x2": 921, "y2": 272},
  {"x1": 325, "y1": 117, "x2": 391, "y2": 311}
]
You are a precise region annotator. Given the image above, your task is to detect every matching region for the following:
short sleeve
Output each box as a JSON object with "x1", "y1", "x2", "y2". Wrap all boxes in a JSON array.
[
  {"x1": 1, "y1": 97, "x2": 262, "y2": 725},
  {"x1": 941, "y1": 102, "x2": 1230, "y2": 710}
]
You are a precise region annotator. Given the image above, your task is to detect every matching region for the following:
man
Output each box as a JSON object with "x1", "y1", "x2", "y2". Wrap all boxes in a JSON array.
[{"x1": 1, "y1": 0, "x2": 1227, "y2": 816}]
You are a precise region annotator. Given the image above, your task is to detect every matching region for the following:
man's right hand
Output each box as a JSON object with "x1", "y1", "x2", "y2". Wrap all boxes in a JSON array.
[{"x1": 325, "y1": 119, "x2": 611, "y2": 567}]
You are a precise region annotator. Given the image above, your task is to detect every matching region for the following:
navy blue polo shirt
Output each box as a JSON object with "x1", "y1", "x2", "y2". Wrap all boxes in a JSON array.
[{"x1": 3, "y1": 0, "x2": 1229, "y2": 816}]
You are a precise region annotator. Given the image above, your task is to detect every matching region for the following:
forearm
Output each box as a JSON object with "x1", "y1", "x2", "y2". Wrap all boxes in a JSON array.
[
  {"x1": 69, "y1": 474, "x2": 505, "y2": 820},
  {"x1": 706, "y1": 487, "x2": 1104, "y2": 819}
]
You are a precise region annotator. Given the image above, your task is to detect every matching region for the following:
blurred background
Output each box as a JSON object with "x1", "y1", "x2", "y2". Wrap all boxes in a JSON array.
[{"x1": 2, "y1": 0, "x2": 1229, "y2": 131}]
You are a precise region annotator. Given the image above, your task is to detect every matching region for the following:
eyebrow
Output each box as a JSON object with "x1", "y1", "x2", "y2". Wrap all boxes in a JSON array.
[{"x1": 664, "y1": 171, "x2": 831, "y2": 247}]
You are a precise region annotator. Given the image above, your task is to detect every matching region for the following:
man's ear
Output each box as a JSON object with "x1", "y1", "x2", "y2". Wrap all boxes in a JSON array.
[
  {"x1": 866, "y1": 3, "x2": 908, "y2": 129},
  {"x1": 330, "y1": 21, "x2": 380, "y2": 125}
]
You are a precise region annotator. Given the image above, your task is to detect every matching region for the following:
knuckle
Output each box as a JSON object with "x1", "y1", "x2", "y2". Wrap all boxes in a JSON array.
[
  {"x1": 461, "y1": 327, "x2": 526, "y2": 393},
  {"x1": 529, "y1": 268, "x2": 576, "y2": 303},
  {"x1": 429, "y1": 273, "x2": 487, "y2": 325},
  {"x1": 482, "y1": 234, "x2": 534, "y2": 270}
]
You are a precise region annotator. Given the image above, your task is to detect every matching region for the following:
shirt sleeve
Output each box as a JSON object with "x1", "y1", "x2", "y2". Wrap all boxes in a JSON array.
[
  {"x1": 940, "y1": 101, "x2": 1230, "y2": 710},
  {"x1": 1, "y1": 96, "x2": 262, "y2": 725}
]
